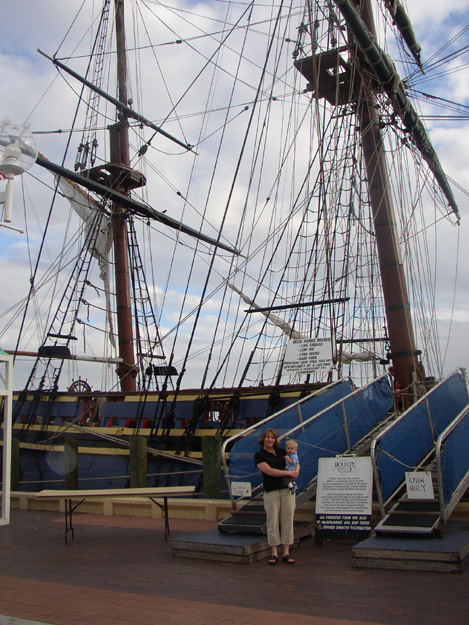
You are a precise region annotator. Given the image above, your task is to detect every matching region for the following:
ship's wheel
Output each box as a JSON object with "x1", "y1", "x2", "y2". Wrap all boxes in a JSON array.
[
  {"x1": 68, "y1": 378, "x2": 92, "y2": 393},
  {"x1": 68, "y1": 378, "x2": 95, "y2": 424}
]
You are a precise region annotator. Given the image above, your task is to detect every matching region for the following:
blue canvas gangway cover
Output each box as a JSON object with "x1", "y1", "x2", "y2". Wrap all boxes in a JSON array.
[
  {"x1": 228, "y1": 375, "x2": 393, "y2": 495},
  {"x1": 373, "y1": 369, "x2": 469, "y2": 502}
]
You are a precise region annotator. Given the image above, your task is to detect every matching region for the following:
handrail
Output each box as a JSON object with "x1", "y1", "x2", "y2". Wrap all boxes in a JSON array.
[
  {"x1": 220, "y1": 378, "x2": 350, "y2": 508},
  {"x1": 275, "y1": 374, "x2": 389, "y2": 441},
  {"x1": 435, "y1": 404, "x2": 469, "y2": 522},
  {"x1": 222, "y1": 373, "x2": 392, "y2": 509},
  {"x1": 370, "y1": 367, "x2": 469, "y2": 515},
  {"x1": 371, "y1": 368, "x2": 468, "y2": 452}
]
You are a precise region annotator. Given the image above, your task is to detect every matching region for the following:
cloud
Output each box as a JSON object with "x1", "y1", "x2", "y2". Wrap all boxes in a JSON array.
[{"x1": 1, "y1": 0, "x2": 468, "y2": 391}]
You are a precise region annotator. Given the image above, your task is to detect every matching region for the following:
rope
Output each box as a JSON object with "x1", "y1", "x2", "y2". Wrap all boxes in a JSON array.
[{"x1": 376, "y1": 447, "x2": 430, "y2": 471}]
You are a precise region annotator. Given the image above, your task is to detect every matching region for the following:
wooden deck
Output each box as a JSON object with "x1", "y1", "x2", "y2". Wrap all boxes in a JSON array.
[{"x1": 171, "y1": 521, "x2": 314, "y2": 564}]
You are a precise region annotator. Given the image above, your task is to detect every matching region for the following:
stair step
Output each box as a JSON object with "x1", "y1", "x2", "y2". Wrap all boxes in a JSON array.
[
  {"x1": 392, "y1": 500, "x2": 440, "y2": 512},
  {"x1": 380, "y1": 513, "x2": 440, "y2": 528}
]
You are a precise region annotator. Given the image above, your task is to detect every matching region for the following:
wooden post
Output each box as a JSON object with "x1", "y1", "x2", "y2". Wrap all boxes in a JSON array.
[
  {"x1": 10, "y1": 436, "x2": 20, "y2": 492},
  {"x1": 130, "y1": 435, "x2": 147, "y2": 488},
  {"x1": 64, "y1": 437, "x2": 79, "y2": 490},
  {"x1": 202, "y1": 436, "x2": 222, "y2": 499}
]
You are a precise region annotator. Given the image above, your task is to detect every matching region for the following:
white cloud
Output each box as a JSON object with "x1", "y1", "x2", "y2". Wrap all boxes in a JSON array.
[{"x1": 1, "y1": 0, "x2": 468, "y2": 391}]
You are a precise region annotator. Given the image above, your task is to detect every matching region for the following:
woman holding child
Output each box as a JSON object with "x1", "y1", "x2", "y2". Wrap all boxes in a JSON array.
[{"x1": 254, "y1": 428, "x2": 300, "y2": 565}]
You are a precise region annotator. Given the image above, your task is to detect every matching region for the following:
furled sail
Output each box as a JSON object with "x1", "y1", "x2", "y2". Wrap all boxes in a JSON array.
[
  {"x1": 56, "y1": 176, "x2": 115, "y2": 348},
  {"x1": 338, "y1": 350, "x2": 376, "y2": 365},
  {"x1": 228, "y1": 283, "x2": 304, "y2": 340},
  {"x1": 228, "y1": 283, "x2": 375, "y2": 364}
]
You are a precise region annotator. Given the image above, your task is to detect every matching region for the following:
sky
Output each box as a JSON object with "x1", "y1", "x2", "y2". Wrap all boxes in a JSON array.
[{"x1": 0, "y1": 0, "x2": 468, "y2": 391}]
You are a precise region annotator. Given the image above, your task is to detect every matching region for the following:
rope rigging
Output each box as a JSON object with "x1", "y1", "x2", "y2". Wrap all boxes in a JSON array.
[{"x1": 4, "y1": 0, "x2": 465, "y2": 397}]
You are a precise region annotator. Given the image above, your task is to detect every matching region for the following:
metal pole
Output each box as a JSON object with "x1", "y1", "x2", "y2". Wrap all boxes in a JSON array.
[{"x1": 0, "y1": 351, "x2": 13, "y2": 526}]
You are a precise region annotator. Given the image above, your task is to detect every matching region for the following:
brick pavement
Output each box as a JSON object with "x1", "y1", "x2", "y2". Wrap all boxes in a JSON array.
[{"x1": 0, "y1": 509, "x2": 467, "y2": 625}]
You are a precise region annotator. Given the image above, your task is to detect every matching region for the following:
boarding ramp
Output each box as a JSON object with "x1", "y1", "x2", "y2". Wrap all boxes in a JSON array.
[
  {"x1": 219, "y1": 375, "x2": 394, "y2": 534},
  {"x1": 372, "y1": 368, "x2": 469, "y2": 537}
]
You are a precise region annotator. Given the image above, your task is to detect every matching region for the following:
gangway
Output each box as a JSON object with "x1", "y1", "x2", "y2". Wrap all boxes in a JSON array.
[
  {"x1": 371, "y1": 368, "x2": 469, "y2": 537},
  {"x1": 218, "y1": 374, "x2": 394, "y2": 535}
]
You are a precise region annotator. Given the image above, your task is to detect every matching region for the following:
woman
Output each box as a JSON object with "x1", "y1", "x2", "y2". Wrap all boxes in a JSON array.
[{"x1": 254, "y1": 428, "x2": 300, "y2": 565}]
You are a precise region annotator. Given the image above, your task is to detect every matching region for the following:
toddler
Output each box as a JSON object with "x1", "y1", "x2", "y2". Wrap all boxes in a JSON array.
[{"x1": 285, "y1": 439, "x2": 299, "y2": 494}]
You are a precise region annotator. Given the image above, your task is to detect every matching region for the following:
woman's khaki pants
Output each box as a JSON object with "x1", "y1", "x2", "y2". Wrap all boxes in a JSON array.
[{"x1": 263, "y1": 488, "x2": 296, "y2": 546}]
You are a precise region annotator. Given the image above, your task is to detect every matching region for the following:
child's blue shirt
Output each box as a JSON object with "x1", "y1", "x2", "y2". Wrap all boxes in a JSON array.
[{"x1": 285, "y1": 451, "x2": 299, "y2": 471}]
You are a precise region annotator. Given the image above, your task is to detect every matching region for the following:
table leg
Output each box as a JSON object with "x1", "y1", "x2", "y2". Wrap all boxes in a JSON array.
[
  {"x1": 149, "y1": 497, "x2": 170, "y2": 540},
  {"x1": 164, "y1": 496, "x2": 169, "y2": 540},
  {"x1": 64, "y1": 498, "x2": 74, "y2": 544},
  {"x1": 64, "y1": 498, "x2": 85, "y2": 544}
]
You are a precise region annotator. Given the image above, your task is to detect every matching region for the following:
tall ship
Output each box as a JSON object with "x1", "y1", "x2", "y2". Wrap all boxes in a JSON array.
[{"x1": 0, "y1": 0, "x2": 467, "y2": 496}]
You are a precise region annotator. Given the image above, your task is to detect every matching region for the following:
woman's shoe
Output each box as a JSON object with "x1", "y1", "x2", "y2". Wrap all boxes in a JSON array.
[
  {"x1": 282, "y1": 554, "x2": 295, "y2": 564},
  {"x1": 268, "y1": 555, "x2": 279, "y2": 565}
]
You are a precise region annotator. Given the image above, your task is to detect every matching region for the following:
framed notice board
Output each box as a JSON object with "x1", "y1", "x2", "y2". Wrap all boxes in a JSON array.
[{"x1": 315, "y1": 456, "x2": 373, "y2": 543}]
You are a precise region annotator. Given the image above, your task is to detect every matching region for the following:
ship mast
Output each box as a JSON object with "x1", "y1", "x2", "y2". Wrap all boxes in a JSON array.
[
  {"x1": 32, "y1": 0, "x2": 240, "y2": 394},
  {"x1": 295, "y1": 0, "x2": 432, "y2": 405},
  {"x1": 109, "y1": 0, "x2": 137, "y2": 392},
  {"x1": 352, "y1": 0, "x2": 419, "y2": 406}
]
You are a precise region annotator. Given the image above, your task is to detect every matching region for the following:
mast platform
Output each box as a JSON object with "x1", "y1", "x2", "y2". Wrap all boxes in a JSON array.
[
  {"x1": 85, "y1": 162, "x2": 147, "y2": 191},
  {"x1": 294, "y1": 48, "x2": 363, "y2": 105}
]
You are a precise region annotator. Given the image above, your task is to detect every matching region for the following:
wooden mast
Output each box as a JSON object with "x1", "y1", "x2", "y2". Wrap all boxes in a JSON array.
[
  {"x1": 109, "y1": 0, "x2": 137, "y2": 392},
  {"x1": 353, "y1": 0, "x2": 419, "y2": 406},
  {"x1": 295, "y1": 0, "x2": 423, "y2": 405}
]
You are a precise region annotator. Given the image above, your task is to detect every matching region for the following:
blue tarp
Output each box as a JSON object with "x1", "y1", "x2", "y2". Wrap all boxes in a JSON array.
[
  {"x1": 227, "y1": 376, "x2": 393, "y2": 493},
  {"x1": 374, "y1": 370, "x2": 469, "y2": 501},
  {"x1": 440, "y1": 407, "x2": 469, "y2": 506}
]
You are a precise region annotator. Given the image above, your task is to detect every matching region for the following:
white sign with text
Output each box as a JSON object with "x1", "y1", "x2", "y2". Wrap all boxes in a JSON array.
[
  {"x1": 315, "y1": 456, "x2": 373, "y2": 536},
  {"x1": 316, "y1": 456, "x2": 373, "y2": 515},
  {"x1": 231, "y1": 481, "x2": 252, "y2": 498},
  {"x1": 283, "y1": 338, "x2": 332, "y2": 374},
  {"x1": 405, "y1": 471, "x2": 435, "y2": 500}
]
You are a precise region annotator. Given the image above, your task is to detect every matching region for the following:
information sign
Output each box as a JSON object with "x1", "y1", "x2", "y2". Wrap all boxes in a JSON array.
[
  {"x1": 283, "y1": 338, "x2": 332, "y2": 374},
  {"x1": 315, "y1": 456, "x2": 373, "y2": 541},
  {"x1": 231, "y1": 481, "x2": 252, "y2": 498}
]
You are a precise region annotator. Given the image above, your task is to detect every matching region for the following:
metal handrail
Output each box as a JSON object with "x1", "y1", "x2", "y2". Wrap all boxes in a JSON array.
[
  {"x1": 370, "y1": 367, "x2": 468, "y2": 515},
  {"x1": 222, "y1": 373, "x2": 391, "y2": 508},
  {"x1": 435, "y1": 404, "x2": 469, "y2": 522},
  {"x1": 220, "y1": 378, "x2": 350, "y2": 508}
]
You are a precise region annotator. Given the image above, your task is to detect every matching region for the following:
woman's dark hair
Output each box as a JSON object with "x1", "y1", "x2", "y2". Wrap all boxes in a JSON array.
[{"x1": 258, "y1": 428, "x2": 280, "y2": 447}]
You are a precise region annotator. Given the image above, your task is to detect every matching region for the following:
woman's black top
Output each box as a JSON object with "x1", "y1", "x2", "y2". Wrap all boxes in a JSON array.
[{"x1": 254, "y1": 447, "x2": 288, "y2": 492}]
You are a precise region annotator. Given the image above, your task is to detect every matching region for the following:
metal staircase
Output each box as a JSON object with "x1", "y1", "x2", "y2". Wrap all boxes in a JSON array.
[
  {"x1": 372, "y1": 370, "x2": 469, "y2": 538},
  {"x1": 374, "y1": 462, "x2": 445, "y2": 537}
]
